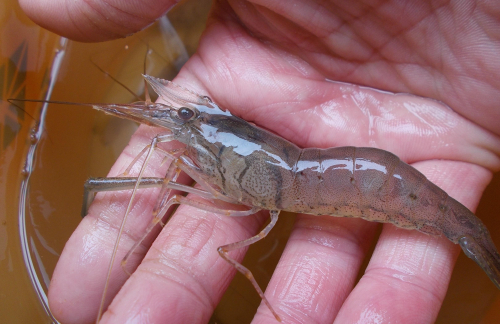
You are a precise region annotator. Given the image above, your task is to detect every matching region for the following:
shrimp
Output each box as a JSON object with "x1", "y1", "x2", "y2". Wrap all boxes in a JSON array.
[{"x1": 80, "y1": 75, "x2": 500, "y2": 322}]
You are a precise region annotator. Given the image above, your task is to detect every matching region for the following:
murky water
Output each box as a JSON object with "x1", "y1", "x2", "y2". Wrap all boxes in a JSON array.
[
  {"x1": 1, "y1": 0, "x2": 500, "y2": 323},
  {"x1": 0, "y1": 0, "x2": 210, "y2": 322}
]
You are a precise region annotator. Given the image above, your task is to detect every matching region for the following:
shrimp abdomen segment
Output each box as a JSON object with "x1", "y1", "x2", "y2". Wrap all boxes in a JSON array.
[
  {"x1": 281, "y1": 146, "x2": 500, "y2": 288},
  {"x1": 283, "y1": 146, "x2": 429, "y2": 227},
  {"x1": 282, "y1": 146, "x2": 486, "y2": 238}
]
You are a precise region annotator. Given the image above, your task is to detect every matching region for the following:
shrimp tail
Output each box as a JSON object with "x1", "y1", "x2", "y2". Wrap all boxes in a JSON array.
[{"x1": 459, "y1": 234, "x2": 500, "y2": 289}]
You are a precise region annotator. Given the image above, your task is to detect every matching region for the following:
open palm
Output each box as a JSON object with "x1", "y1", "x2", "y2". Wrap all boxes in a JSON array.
[{"x1": 21, "y1": 0, "x2": 500, "y2": 323}]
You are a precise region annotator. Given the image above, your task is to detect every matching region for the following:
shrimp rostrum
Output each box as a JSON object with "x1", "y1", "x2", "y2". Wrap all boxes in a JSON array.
[{"x1": 84, "y1": 75, "x2": 500, "y2": 321}]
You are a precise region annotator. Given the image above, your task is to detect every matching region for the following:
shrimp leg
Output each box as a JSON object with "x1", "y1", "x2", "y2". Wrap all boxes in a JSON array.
[
  {"x1": 81, "y1": 177, "x2": 234, "y2": 217},
  {"x1": 120, "y1": 156, "x2": 262, "y2": 273},
  {"x1": 218, "y1": 210, "x2": 282, "y2": 322},
  {"x1": 82, "y1": 177, "x2": 164, "y2": 217},
  {"x1": 97, "y1": 132, "x2": 177, "y2": 323}
]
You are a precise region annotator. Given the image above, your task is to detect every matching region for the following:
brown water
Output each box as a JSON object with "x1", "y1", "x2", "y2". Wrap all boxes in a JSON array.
[
  {"x1": 0, "y1": 0, "x2": 210, "y2": 322},
  {"x1": 1, "y1": 0, "x2": 500, "y2": 323},
  {"x1": 1, "y1": 0, "x2": 64, "y2": 322}
]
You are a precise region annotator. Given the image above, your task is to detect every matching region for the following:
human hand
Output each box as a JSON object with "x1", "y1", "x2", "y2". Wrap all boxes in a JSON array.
[{"x1": 21, "y1": 0, "x2": 500, "y2": 323}]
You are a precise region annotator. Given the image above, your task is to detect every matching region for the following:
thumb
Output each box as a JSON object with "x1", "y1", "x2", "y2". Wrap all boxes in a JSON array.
[{"x1": 19, "y1": 0, "x2": 178, "y2": 42}]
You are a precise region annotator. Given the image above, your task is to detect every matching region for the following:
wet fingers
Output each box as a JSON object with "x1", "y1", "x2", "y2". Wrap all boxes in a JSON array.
[
  {"x1": 98, "y1": 200, "x2": 268, "y2": 324},
  {"x1": 251, "y1": 215, "x2": 378, "y2": 323},
  {"x1": 19, "y1": 0, "x2": 177, "y2": 42},
  {"x1": 334, "y1": 225, "x2": 457, "y2": 324}
]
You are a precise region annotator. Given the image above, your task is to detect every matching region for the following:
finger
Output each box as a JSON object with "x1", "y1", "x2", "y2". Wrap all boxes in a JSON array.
[
  {"x1": 336, "y1": 226, "x2": 456, "y2": 324},
  {"x1": 48, "y1": 124, "x2": 184, "y2": 324},
  {"x1": 333, "y1": 161, "x2": 493, "y2": 323},
  {"x1": 99, "y1": 197, "x2": 268, "y2": 323},
  {"x1": 251, "y1": 216, "x2": 378, "y2": 323},
  {"x1": 19, "y1": 0, "x2": 177, "y2": 42}
]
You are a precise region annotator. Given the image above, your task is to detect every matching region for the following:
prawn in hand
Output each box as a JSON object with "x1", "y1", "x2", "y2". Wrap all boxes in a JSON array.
[{"x1": 19, "y1": 0, "x2": 500, "y2": 323}]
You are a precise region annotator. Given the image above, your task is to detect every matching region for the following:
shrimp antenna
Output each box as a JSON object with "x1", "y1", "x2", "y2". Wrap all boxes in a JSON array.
[
  {"x1": 143, "y1": 45, "x2": 152, "y2": 104},
  {"x1": 90, "y1": 59, "x2": 143, "y2": 102},
  {"x1": 8, "y1": 98, "x2": 103, "y2": 106},
  {"x1": 6, "y1": 99, "x2": 38, "y2": 121}
]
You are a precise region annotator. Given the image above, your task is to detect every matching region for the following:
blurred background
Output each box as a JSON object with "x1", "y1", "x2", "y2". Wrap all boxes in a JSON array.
[{"x1": 1, "y1": 0, "x2": 499, "y2": 323}]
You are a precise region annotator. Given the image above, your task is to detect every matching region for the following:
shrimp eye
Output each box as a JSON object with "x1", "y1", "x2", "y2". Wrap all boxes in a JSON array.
[{"x1": 178, "y1": 107, "x2": 194, "y2": 120}]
